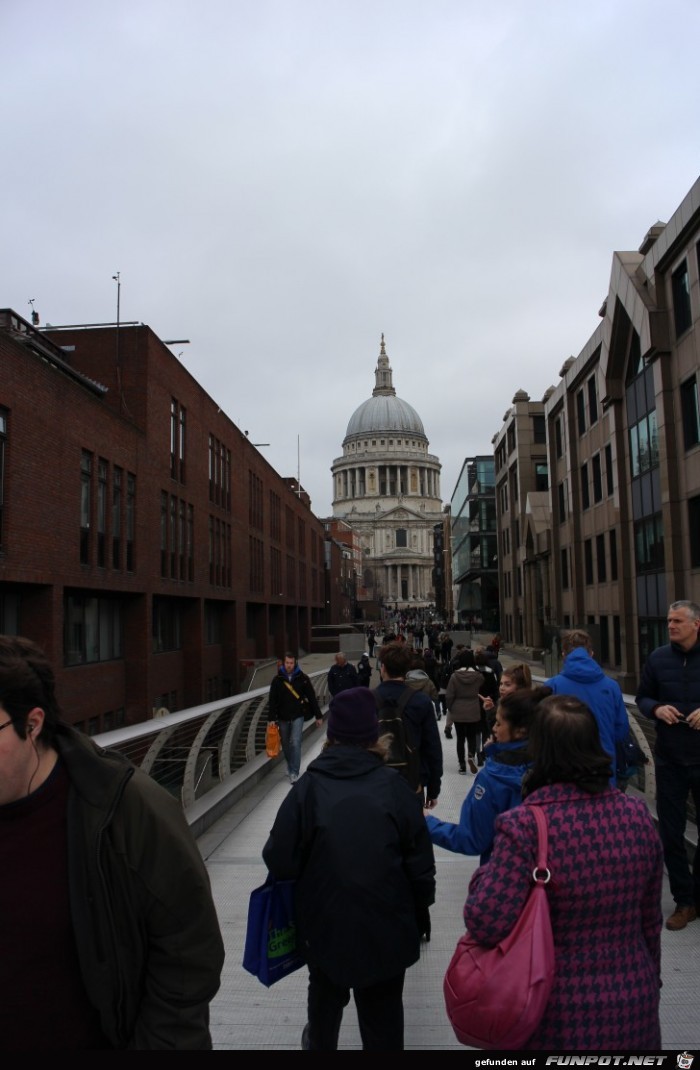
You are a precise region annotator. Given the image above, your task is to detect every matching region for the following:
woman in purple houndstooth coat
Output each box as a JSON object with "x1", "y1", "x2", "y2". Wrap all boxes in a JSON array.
[{"x1": 463, "y1": 694, "x2": 663, "y2": 1051}]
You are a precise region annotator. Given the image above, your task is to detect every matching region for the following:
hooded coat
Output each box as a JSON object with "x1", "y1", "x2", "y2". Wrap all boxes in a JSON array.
[
  {"x1": 263, "y1": 745, "x2": 435, "y2": 989},
  {"x1": 545, "y1": 648, "x2": 629, "y2": 783},
  {"x1": 425, "y1": 740, "x2": 529, "y2": 862}
]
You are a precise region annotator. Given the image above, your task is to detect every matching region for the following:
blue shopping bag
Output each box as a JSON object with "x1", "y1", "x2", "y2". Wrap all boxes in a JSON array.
[{"x1": 242, "y1": 874, "x2": 305, "y2": 986}]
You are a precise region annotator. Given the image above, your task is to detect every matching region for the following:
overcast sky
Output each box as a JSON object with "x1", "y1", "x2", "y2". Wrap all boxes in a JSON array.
[{"x1": 3, "y1": 0, "x2": 699, "y2": 516}]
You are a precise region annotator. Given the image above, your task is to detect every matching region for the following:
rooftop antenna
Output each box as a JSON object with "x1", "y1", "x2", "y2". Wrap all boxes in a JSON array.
[
  {"x1": 297, "y1": 434, "x2": 301, "y2": 497},
  {"x1": 112, "y1": 272, "x2": 123, "y2": 411},
  {"x1": 28, "y1": 298, "x2": 39, "y2": 326}
]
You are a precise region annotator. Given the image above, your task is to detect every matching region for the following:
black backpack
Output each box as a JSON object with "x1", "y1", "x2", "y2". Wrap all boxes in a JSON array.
[{"x1": 373, "y1": 687, "x2": 422, "y2": 792}]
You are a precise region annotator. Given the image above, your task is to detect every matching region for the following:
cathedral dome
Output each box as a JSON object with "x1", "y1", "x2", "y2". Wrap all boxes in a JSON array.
[
  {"x1": 342, "y1": 334, "x2": 426, "y2": 443},
  {"x1": 345, "y1": 393, "x2": 425, "y2": 439}
]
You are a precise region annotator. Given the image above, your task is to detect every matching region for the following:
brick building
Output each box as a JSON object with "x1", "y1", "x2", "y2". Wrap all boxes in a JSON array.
[{"x1": 0, "y1": 311, "x2": 326, "y2": 730}]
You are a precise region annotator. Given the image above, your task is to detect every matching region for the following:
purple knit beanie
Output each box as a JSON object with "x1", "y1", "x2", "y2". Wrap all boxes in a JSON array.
[{"x1": 327, "y1": 687, "x2": 379, "y2": 745}]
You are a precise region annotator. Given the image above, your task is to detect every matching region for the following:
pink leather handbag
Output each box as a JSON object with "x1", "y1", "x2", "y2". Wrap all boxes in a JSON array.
[{"x1": 443, "y1": 805, "x2": 555, "y2": 1049}]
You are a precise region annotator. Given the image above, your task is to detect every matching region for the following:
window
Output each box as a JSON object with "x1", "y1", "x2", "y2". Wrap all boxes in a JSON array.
[
  {"x1": 170, "y1": 495, "x2": 177, "y2": 579},
  {"x1": 0, "y1": 408, "x2": 6, "y2": 548},
  {"x1": 97, "y1": 459, "x2": 107, "y2": 567},
  {"x1": 599, "y1": 616, "x2": 609, "y2": 665},
  {"x1": 587, "y1": 376, "x2": 598, "y2": 425},
  {"x1": 204, "y1": 601, "x2": 223, "y2": 645},
  {"x1": 596, "y1": 533, "x2": 606, "y2": 582},
  {"x1": 248, "y1": 471, "x2": 263, "y2": 531},
  {"x1": 584, "y1": 539, "x2": 593, "y2": 585},
  {"x1": 112, "y1": 467, "x2": 122, "y2": 569},
  {"x1": 271, "y1": 546, "x2": 282, "y2": 594},
  {"x1": 555, "y1": 418, "x2": 563, "y2": 459},
  {"x1": 605, "y1": 444, "x2": 614, "y2": 496},
  {"x1": 160, "y1": 492, "x2": 168, "y2": 577},
  {"x1": 581, "y1": 463, "x2": 590, "y2": 510},
  {"x1": 532, "y1": 415, "x2": 546, "y2": 444},
  {"x1": 634, "y1": 514, "x2": 664, "y2": 573},
  {"x1": 592, "y1": 454, "x2": 603, "y2": 503},
  {"x1": 269, "y1": 491, "x2": 281, "y2": 541},
  {"x1": 396, "y1": 528, "x2": 407, "y2": 548},
  {"x1": 152, "y1": 597, "x2": 182, "y2": 653},
  {"x1": 80, "y1": 450, "x2": 92, "y2": 565},
  {"x1": 689, "y1": 496, "x2": 700, "y2": 568},
  {"x1": 249, "y1": 535, "x2": 264, "y2": 591},
  {"x1": 187, "y1": 505, "x2": 194, "y2": 582},
  {"x1": 613, "y1": 616, "x2": 621, "y2": 665},
  {"x1": 577, "y1": 390, "x2": 586, "y2": 436},
  {"x1": 681, "y1": 376, "x2": 700, "y2": 450},
  {"x1": 126, "y1": 473, "x2": 135, "y2": 571},
  {"x1": 64, "y1": 593, "x2": 123, "y2": 665},
  {"x1": 672, "y1": 260, "x2": 692, "y2": 337},
  {"x1": 629, "y1": 411, "x2": 659, "y2": 477},
  {"x1": 560, "y1": 548, "x2": 569, "y2": 589},
  {"x1": 170, "y1": 399, "x2": 186, "y2": 482},
  {"x1": 209, "y1": 435, "x2": 231, "y2": 509},
  {"x1": 534, "y1": 462, "x2": 548, "y2": 492},
  {"x1": 610, "y1": 528, "x2": 618, "y2": 581}
]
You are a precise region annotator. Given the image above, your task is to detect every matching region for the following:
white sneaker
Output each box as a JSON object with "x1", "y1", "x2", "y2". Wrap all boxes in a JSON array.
[{"x1": 289, "y1": 773, "x2": 299, "y2": 784}]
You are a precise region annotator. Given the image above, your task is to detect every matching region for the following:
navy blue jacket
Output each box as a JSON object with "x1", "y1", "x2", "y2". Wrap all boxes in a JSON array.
[{"x1": 636, "y1": 639, "x2": 700, "y2": 764}]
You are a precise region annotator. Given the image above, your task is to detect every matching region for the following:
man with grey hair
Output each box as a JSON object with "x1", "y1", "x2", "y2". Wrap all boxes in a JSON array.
[
  {"x1": 327, "y1": 652, "x2": 358, "y2": 696},
  {"x1": 545, "y1": 628, "x2": 629, "y2": 786},
  {"x1": 636, "y1": 600, "x2": 700, "y2": 931}
]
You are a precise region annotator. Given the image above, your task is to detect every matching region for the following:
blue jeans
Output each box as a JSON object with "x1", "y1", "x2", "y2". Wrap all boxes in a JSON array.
[
  {"x1": 655, "y1": 758, "x2": 700, "y2": 906},
  {"x1": 279, "y1": 717, "x2": 304, "y2": 778}
]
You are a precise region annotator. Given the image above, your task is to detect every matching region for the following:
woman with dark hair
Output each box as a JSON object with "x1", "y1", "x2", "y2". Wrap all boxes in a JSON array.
[
  {"x1": 426, "y1": 687, "x2": 548, "y2": 862},
  {"x1": 463, "y1": 694, "x2": 663, "y2": 1051}
]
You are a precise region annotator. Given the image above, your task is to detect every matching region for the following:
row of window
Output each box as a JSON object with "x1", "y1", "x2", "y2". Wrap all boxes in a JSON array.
[
  {"x1": 160, "y1": 493, "x2": 194, "y2": 581},
  {"x1": 80, "y1": 451, "x2": 136, "y2": 570},
  {"x1": 250, "y1": 536, "x2": 319, "y2": 600},
  {"x1": 64, "y1": 593, "x2": 240, "y2": 667},
  {"x1": 576, "y1": 374, "x2": 599, "y2": 436},
  {"x1": 580, "y1": 445, "x2": 614, "y2": 508},
  {"x1": 560, "y1": 529, "x2": 619, "y2": 589}
]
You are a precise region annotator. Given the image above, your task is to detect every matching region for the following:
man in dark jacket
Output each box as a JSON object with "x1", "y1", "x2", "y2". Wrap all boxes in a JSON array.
[
  {"x1": 268, "y1": 652, "x2": 323, "y2": 783},
  {"x1": 327, "y1": 652, "x2": 358, "y2": 696},
  {"x1": 0, "y1": 634, "x2": 224, "y2": 1050},
  {"x1": 374, "y1": 642, "x2": 442, "y2": 808},
  {"x1": 636, "y1": 600, "x2": 700, "y2": 931},
  {"x1": 263, "y1": 687, "x2": 435, "y2": 1050}
]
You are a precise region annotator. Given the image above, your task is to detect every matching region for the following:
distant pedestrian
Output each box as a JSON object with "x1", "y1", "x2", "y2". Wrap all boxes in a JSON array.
[
  {"x1": 327, "y1": 652, "x2": 358, "y2": 696},
  {"x1": 357, "y1": 653, "x2": 372, "y2": 688}
]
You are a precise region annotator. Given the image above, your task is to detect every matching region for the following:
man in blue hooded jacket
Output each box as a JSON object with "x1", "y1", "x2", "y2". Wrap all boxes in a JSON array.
[{"x1": 545, "y1": 629, "x2": 629, "y2": 785}]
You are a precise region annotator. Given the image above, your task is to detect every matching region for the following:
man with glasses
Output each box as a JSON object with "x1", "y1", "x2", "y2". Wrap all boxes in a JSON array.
[
  {"x1": 636, "y1": 600, "x2": 700, "y2": 931},
  {"x1": 0, "y1": 634, "x2": 224, "y2": 1049}
]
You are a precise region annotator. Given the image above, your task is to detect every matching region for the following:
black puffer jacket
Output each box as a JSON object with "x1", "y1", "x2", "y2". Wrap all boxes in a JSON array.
[{"x1": 263, "y1": 745, "x2": 435, "y2": 988}]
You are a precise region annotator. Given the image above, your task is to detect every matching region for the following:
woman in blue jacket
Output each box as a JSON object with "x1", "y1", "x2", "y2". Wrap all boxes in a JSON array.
[{"x1": 425, "y1": 686, "x2": 550, "y2": 862}]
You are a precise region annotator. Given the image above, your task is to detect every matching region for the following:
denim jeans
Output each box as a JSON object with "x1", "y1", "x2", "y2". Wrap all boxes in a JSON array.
[
  {"x1": 279, "y1": 716, "x2": 304, "y2": 778},
  {"x1": 655, "y1": 758, "x2": 700, "y2": 906}
]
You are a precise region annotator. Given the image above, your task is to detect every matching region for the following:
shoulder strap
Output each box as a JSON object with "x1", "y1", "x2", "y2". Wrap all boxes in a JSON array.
[{"x1": 529, "y1": 805, "x2": 551, "y2": 881}]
